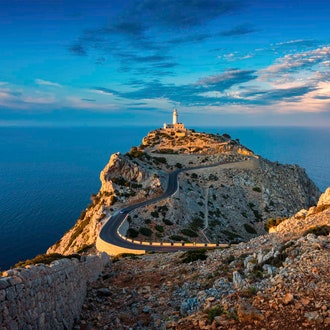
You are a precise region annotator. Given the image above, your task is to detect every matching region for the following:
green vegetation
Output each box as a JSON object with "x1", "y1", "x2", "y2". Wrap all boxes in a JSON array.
[
  {"x1": 265, "y1": 217, "x2": 287, "y2": 231},
  {"x1": 223, "y1": 254, "x2": 235, "y2": 264},
  {"x1": 303, "y1": 225, "x2": 330, "y2": 237},
  {"x1": 152, "y1": 156, "x2": 167, "y2": 164},
  {"x1": 243, "y1": 223, "x2": 257, "y2": 234},
  {"x1": 76, "y1": 244, "x2": 94, "y2": 254},
  {"x1": 126, "y1": 147, "x2": 146, "y2": 160},
  {"x1": 190, "y1": 217, "x2": 204, "y2": 231},
  {"x1": 155, "y1": 225, "x2": 164, "y2": 232},
  {"x1": 151, "y1": 210, "x2": 159, "y2": 218},
  {"x1": 252, "y1": 186, "x2": 262, "y2": 193},
  {"x1": 13, "y1": 253, "x2": 80, "y2": 268},
  {"x1": 191, "y1": 173, "x2": 198, "y2": 179},
  {"x1": 207, "y1": 305, "x2": 224, "y2": 322},
  {"x1": 169, "y1": 235, "x2": 185, "y2": 241},
  {"x1": 111, "y1": 176, "x2": 129, "y2": 186},
  {"x1": 127, "y1": 228, "x2": 139, "y2": 238},
  {"x1": 223, "y1": 230, "x2": 242, "y2": 240},
  {"x1": 208, "y1": 174, "x2": 219, "y2": 181},
  {"x1": 157, "y1": 149, "x2": 178, "y2": 154},
  {"x1": 66, "y1": 216, "x2": 91, "y2": 249},
  {"x1": 241, "y1": 286, "x2": 257, "y2": 298},
  {"x1": 112, "y1": 253, "x2": 139, "y2": 263},
  {"x1": 139, "y1": 227, "x2": 153, "y2": 237},
  {"x1": 163, "y1": 219, "x2": 174, "y2": 226},
  {"x1": 180, "y1": 249, "x2": 208, "y2": 263},
  {"x1": 181, "y1": 228, "x2": 198, "y2": 237}
]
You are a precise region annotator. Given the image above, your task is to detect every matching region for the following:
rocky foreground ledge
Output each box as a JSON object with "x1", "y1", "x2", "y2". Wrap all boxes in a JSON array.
[{"x1": 75, "y1": 189, "x2": 330, "y2": 330}]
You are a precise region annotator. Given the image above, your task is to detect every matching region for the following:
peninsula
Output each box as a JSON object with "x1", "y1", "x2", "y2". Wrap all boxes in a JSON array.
[
  {"x1": 48, "y1": 109, "x2": 320, "y2": 256},
  {"x1": 1, "y1": 111, "x2": 329, "y2": 330}
]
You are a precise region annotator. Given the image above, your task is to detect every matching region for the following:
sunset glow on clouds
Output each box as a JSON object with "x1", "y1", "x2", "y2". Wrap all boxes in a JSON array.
[{"x1": 0, "y1": 0, "x2": 329, "y2": 126}]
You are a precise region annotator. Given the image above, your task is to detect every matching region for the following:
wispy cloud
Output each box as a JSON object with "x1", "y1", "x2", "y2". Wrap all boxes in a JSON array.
[
  {"x1": 81, "y1": 98, "x2": 96, "y2": 102},
  {"x1": 219, "y1": 23, "x2": 257, "y2": 37},
  {"x1": 261, "y1": 46, "x2": 330, "y2": 76},
  {"x1": 218, "y1": 52, "x2": 254, "y2": 62},
  {"x1": 35, "y1": 79, "x2": 62, "y2": 88},
  {"x1": 91, "y1": 87, "x2": 116, "y2": 95},
  {"x1": 68, "y1": 0, "x2": 247, "y2": 74},
  {"x1": 273, "y1": 39, "x2": 318, "y2": 48},
  {"x1": 196, "y1": 69, "x2": 257, "y2": 88}
]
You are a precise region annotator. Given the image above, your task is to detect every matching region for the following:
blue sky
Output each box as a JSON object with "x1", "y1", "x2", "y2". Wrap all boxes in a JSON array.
[{"x1": 1, "y1": 0, "x2": 330, "y2": 126}]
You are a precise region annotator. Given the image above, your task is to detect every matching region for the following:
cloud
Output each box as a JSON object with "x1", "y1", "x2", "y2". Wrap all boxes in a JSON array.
[
  {"x1": 274, "y1": 39, "x2": 318, "y2": 48},
  {"x1": 261, "y1": 46, "x2": 330, "y2": 76},
  {"x1": 69, "y1": 0, "x2": 246, "y2": 75},
  {"x1": 91, "y1": 87, "x2": 117, "y2": 95},
  {"x1": 69, "y1": 44, "x2": 87, "y2": 56},
  {"x1": 196, "y1": 69, "x2": 257, "y2": 88},
  {"x1": 242, "y1": 85, "x2": 319, "y2": 104},
  {"x1": 167, "y1": 33, "x2": 211, "y2": 45},
  {"x1": 35, "y1": 79, "x2": 62, "y2": 88},
  {"x1": 134, "y1": 0, "x2": 243, "y2": 29},
  {"x1": 219, "y1": 23, "x2": 257, "y2": 37},
  {"x1": 95, "y1": 68, "x2": 257, "y2": 107},
  {"x1": 218, "y1": 52, "x2": 254, "y2": 62},
  {"x1": 81, "y1": 98, "x2": 96, "y2": 102}
]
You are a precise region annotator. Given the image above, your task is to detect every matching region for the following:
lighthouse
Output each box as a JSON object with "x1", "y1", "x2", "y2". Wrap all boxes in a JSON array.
[
  {"x1": 163, "y1": 108, "x2": 186, "y2": 134},
  {"x1": 173, "y1": 108, "x2": 178, "y2": 124}
]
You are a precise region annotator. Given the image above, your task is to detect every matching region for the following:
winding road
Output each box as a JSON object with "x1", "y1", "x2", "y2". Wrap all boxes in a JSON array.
[{"x1": 97, "y1": 158, "x2": 258, "y2": 255}]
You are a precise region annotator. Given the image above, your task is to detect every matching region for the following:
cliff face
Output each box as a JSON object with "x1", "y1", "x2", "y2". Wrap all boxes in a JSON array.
[{"x1": 47, "y1": 128, "x2": 321, "y2": 254}]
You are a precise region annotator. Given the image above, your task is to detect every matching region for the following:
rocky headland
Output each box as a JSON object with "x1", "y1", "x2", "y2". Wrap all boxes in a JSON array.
[
  {"x1": 48, "y1": 128, "x2": 320, "y2": 255},
  {"x1": 1, "y1": 127, "x2": 329, "y2": 330}
]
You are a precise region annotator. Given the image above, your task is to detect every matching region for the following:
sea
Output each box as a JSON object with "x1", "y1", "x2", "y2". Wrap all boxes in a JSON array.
[{"x1": 0, "y1": 126, "x2": 329, "y2": 270}]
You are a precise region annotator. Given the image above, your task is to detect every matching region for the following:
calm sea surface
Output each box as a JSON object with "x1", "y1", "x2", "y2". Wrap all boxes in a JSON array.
[{"x1": 0, "y1": 126, "x2": 329, "y2": 270}]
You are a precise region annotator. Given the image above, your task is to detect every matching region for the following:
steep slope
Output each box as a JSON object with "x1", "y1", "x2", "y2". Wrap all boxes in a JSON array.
[
  {"x1": 48, "y1": 128, "x2": 320, "y2": 255},
  {"x1": 76, "y1": 189, "x2": 330, "y2": 330}
]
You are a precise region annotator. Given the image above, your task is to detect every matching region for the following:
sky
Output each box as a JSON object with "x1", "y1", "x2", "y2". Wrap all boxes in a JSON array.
[{"x1": 0, "y1": 0, "x2": 330, "y2": 127}]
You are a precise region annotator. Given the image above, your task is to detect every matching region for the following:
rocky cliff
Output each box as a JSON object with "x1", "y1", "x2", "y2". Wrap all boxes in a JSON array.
[{"x1": 48, "y1": 128, "x2": 320, "y2": 255}]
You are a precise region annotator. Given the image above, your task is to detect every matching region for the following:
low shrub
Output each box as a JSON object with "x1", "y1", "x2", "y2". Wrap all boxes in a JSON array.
[
  {"x1": 265, "y1": 217, "x2": 287, "y2": 231},
  {"x1": 303, "y1": 225, "x2": 330, "y2": 237},
  {"x1": 163, "y1": 219, "x2": 173, "y2": 225},
  {"x1": 252, "y1": 187, "x2": 262, "y2": 193},
  {"x1": 244, "y1": 223, "x2": 257, "y2": 234},
  {"x1": 181, "y1": 228, "x2": 198, "y2": 237},
  {"x1": 127, "y1": 228, "x2": 139, "y2": 238},
  {"x1": 139, "y1": 227, "x2": 153, "y2": 237},
  {"x1": 13, "y1": 253, "x2": 80, "y2": 268},
  {"x1": 207, "y1": 305, "x2": 224, "y2": 322},
  {"x1": 180, "y1": 249, "x2": 208, "y2": 263},
  {"x1": 155, "y1": 225, "x2": 164, "y2": 232},
  {"x1": 169, "y1": 235, "x2": 185, "y2": 241}
]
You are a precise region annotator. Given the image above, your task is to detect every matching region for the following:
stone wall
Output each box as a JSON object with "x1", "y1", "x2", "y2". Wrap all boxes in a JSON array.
[{"x1": 0, "y1": 253, "x2": 110, "y2": 330}]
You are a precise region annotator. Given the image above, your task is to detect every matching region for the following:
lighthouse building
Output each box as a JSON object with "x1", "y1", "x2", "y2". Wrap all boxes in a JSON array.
[{"x1": 163, "y1": 108, "x2": 186, "y2": 133}]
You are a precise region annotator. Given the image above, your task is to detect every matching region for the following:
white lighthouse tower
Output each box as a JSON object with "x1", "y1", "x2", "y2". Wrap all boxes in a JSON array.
[
  {"x1": 163, "y1": 108, "x2": 186, "y2": 134},
  {"x1": 173, "y1": 108, "x2": 178, "y2": 124}
]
